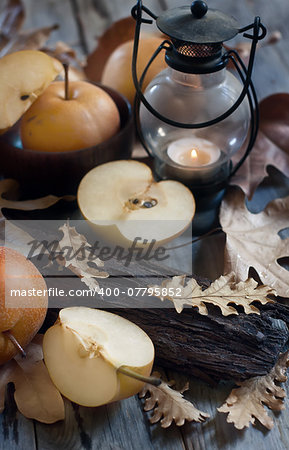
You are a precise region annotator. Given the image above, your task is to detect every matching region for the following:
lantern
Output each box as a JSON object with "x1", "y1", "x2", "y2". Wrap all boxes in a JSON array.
[{"x1": 131, "y1": 0, "x2": 266, "y2": 232}]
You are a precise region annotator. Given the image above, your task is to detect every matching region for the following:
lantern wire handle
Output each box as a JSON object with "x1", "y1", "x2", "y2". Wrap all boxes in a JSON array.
[
  {"x1": 133, "y1": 41, "x2": 172, "y2": 157},
  {"x1": 131, "y1": 0, "x2": 157, "y2": 23},
  {"x1": 227, "y1": 51, "x2": 259, "y2": 178}
]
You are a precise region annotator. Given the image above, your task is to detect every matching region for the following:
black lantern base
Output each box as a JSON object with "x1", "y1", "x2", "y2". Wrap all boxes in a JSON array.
[{"x1": 189, "y1": 186, "x2": 226, "y2": 235}]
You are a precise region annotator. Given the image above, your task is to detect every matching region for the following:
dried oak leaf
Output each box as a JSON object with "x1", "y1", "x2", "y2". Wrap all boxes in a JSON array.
[
  {"x1": 220, "y1": 188, "x2": 289, "y2": 298},
  {"x1": 0, "y1": 0, "x2": 24, "y2": 51},
  {"x1": 231, "y1": 93, "x2": 289, "y2": 199},
  {"x1": 0, "y1": 178, "x2": 75, "y2": 256},
  {"x1": 0, "y1": 335, "x2": 65, "y2": 424},
  {"x1": 85, "y1": 16, "x2": 136, "y2": 82},
  {"x1": 150, "y1": 272, "x2": 274, "y2": 315},
  {"x1": 139, "y1": 371, "x2": 209, "y2": 428},
  {"x1": 0, "y1": 24, "x2": 59, "y2": 57},
  {"x1": 218, "y1": 350, "x2": 289, "y2": 430},
  {"x1": 0, "y1": 0, "x2": 58, "y2": 57},
  {"x1": 0, "y1": 179, "x2": 74, "y2": 216},
  {"x1": 57, "y1": 222, "x2": 109, "y2": 290}
]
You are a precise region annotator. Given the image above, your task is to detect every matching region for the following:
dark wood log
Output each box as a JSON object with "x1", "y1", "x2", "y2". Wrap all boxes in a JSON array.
[{"x1": 113, "y1": 306, "x2": 289, "y2": 382}]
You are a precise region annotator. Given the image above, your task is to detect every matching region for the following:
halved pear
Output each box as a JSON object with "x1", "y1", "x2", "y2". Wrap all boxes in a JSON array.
[
  {"x1": 0, "y1": 50, "x2": 62, "y2": 131},
  {"x1": 43, "y1": 307, "x2": 155, "y2": 407},
  {"x1": 77, "y1": 160, "x2": 195, "y2": 247}
]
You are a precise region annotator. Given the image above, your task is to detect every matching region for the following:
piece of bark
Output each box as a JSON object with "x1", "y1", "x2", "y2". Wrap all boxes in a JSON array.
[{"x1": 113, "y1": 307, "x2": 288, "y2": 382}]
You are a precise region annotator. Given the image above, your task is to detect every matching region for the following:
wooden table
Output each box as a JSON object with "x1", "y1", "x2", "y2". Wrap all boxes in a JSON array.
[{"x1": 1, "y1": 0, "x2": 289, "y2": 449}]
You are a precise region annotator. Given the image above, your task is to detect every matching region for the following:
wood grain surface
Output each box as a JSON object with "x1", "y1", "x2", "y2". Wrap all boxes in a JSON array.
[{"x1": 1, "y1": 0, "x2": 289, "y2": 449}]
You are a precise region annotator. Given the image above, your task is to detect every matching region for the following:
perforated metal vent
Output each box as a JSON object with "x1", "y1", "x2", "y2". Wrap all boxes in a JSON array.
[{"x1": 176, "y1": 42, "x2": 222, "y2": 58}]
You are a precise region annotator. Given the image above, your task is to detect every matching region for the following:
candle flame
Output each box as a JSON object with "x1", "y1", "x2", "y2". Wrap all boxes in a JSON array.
[{"x1": 191, "y1": 148, "x2": 198, "y2": 159}]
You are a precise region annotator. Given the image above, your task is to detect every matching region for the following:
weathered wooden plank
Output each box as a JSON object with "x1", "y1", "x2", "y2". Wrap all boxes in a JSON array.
[
  {"x1": 21, "y1": 0, "x2": 84, "y2": 55},
  {"x1": 0, "y1": 386, "x2": 36, "y2": 450},
  {"x1": 35, "y1": 396, "x2": 185, "y2": 450},
  {"x1": 72, "y1": 0, "x2": 108, "y2": 54},
  {"x1": 75, "y1": 0, "x2": 169, "y2": 55},
  {"x1": 218, "y1": 0, "x2": 289, "y2": 99},
  {"x1": 178, "y1": 374, "x2": 289, "y2": 450},
  {"x1": 90, "y1": 0, "x2": 165, "y2": 22},
  {"x1": 233, "y1": 0, "x2": 289, "y2": 100},
  {"x1": 70, "y1": 0, "x2": 90, "y2": 55}
]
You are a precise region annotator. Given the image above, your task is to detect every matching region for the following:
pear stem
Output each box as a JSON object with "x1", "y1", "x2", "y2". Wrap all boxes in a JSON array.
[
  {"x1": 63, "y1": 63, "x2": 69, "y2": 100},
  {"x1": 117, "y1": 366, "x2": 161, "y2": 387},
  {"x1": 3, "y1": 331, "x2": 26, "y2": 358}
]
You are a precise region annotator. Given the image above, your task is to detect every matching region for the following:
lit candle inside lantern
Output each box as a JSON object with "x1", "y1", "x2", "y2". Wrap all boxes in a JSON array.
[{"x1": 167, "y1": 137, "x2": 221, "y2": 167}]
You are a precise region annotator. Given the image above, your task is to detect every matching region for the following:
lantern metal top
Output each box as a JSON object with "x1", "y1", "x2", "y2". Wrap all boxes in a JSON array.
[{"x1": 156, "y1": 1, "x2": 239, "y2": 45}]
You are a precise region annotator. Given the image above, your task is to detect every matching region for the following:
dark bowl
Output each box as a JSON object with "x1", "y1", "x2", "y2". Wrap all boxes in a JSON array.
[{"x1": 0, "y1": 85, "x2": 134, "y2": 196}]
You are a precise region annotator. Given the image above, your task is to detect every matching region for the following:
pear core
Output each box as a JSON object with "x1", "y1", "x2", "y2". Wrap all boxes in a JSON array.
[{"x1": 77, "y1": 160, "x2": 196, "y2": 247}]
